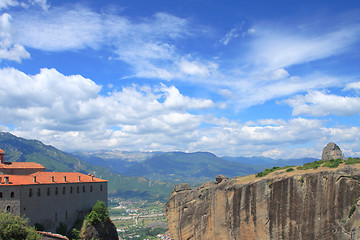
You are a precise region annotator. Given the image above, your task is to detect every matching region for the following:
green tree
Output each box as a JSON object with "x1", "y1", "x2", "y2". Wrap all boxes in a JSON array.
[
  {"x1": 0, "y1": 211, "x2": 41, "y2": 240},
  {"x1": 86, "y1": 201, "x2": 109, "y2": 225}
]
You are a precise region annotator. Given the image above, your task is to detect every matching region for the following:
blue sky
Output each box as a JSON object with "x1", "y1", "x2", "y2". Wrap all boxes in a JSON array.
[{"x1": 1, "y1": 0, "x2": 360, "y2": 159}]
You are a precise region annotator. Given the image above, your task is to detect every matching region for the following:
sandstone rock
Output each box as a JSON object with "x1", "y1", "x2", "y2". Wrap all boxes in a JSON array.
[
  {"x1": 81, "y1": 218, "x2": 118, "y2": 240},
  {"x1": 215, "y1": 175, "x2": 228, "y2": 184},
  {"x1": 322, "y1": 142, "x2": 346, "y2": 160},
  {"x1": 165, "y1": 166, "x2": 360, "y2": 240},
  {"x1": 173, "y1": 183, "x2": 191, "y2": 192}
]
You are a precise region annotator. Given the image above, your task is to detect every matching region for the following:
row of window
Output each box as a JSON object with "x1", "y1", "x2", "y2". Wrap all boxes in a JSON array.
[
  {"x1": 29, "y1": 184, "x2": 103, "y2": 197},
  {"x1": 0, "y1": 184, "x2": 103, "y2": 199},
  {"x1": 0, "y1": 191, "x2": 15, "y2": 198}
]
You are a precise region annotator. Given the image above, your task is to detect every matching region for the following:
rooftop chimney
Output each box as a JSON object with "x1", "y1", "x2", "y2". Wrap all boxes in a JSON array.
[
  {"x1": 63, "y1": 176, "x2": 66, "y2": 182},
  {"x1": 33, "y1": 176, "x2": 36, "y2": 183},
  {"x1": 91, "y1": 175, "x2": 94, "y2": 181},
  {"x1": 4, "y1": 176, "x2": 9, "y2": 184},
  {"x1": 51, "y1": 176, "x2": 54, "y2": 182},
  {"x1": 78, "y1": 176, "x2": 81, "y2": 182},
  {"x1": 0, "y1": 149, "x2": 5, "y2": 164}
]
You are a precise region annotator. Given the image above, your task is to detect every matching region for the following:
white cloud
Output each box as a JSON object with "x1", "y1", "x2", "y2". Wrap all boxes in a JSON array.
[
  {"x1": 344, "y1": 81, "x2": 360, "y2": 91},
  {"x1": 249, "y1": 25, "x2": 360, "y2": 70},
  {"x1": 2, "y1": 68, "x2": 359, "y2": 158},
  {"x1": 0, "y1": 13, "x2": 29, "y2": 62},
  {"x1": 0, "y1": 0, "x2": 17, "y2": 9},
  {"x1": 285, "y1": 91, "x2": 360, "y2": 116},
  {"x1": 178, "y1": 59, "x2": 218, "y2": 77},
  {"x1": 13, "y1": 7, "x2": 103, "y2": 51},
  {"x1": 0, "y1": 67, "x2": 215, "y2": 151}
]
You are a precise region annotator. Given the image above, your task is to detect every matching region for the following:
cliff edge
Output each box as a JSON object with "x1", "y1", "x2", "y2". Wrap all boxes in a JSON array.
[{"x1": 165, "y1": 164, "x2": 360, "y2": 240}]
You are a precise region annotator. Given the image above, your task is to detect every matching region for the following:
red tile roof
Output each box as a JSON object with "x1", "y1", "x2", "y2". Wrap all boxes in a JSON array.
[
  {"x1": 0, "y1": 149, "x2": 4, "y2": 153},
  {"x1": 0, "y1": 162, "x2": 46, "y2": 169},
  {"x1": 0, "y1": 172, "x2": 107, "y2": 185}
]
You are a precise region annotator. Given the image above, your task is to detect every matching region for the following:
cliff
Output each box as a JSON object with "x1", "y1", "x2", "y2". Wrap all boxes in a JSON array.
[{"x1": 165, "y1": 164, "x2": 360, "y2": 240}]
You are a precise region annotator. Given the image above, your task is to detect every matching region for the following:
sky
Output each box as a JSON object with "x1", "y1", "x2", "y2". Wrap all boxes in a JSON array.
[{"x1": 0, "y1": 0, "x2": 360, "y2": 159}]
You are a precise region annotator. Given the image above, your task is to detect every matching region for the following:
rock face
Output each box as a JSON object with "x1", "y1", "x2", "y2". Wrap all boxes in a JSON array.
[
  {"x1": 81, "y1": 218, "x2": 118, "y2": 240},
  {"x1": 322, "y1": 142, "x2": 346, "y2": 161},
  {"x1": 165, "y1": 166, "x2": 360, "y2": 240}
]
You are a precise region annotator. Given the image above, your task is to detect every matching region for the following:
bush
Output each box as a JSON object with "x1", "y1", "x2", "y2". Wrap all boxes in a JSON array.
[
  {"x1": 346, "y1": 157, "x2": 360, "y2": 165},
  {"x1": 286, "y1": 168, "x2": 295, "y2": 172},
  {"x1": 86, "y1": 201, "x2": 109, "y2": 225},
  {"x1": 349, "y1": 205, "x2": 356, "y2": 218},
  {"x1": 0, "y1": 211, "x2": 41, "y2": 240}
]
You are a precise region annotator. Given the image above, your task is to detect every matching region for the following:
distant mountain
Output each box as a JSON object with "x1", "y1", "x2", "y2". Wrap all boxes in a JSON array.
[
  {"x1": 122, "y1": 152, "x2": 264, "y2": 183},
  {"x1": 0, "y1": 132, "x2": 172, "y2": 201},
  {"x1": 71, "y1": 151, "x2": 159, "y2": 175},
  {"x1": 222, "y1": 156, "x2": 318, "y2": 168}
]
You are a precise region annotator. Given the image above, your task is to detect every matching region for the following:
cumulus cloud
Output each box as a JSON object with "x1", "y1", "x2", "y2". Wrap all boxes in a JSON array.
[
  {"x1": 2, "y1": 67, "x2": 359, "y2": 157},
  {"x1": 0, "y1": 13, "x2": 29, "y2": 62},
  {"x1": 284, "y1": 91, "x2": 360, "y2": 116},
  {"x1": 0, "y1": 67, "x2": 215, "y2": 151}
]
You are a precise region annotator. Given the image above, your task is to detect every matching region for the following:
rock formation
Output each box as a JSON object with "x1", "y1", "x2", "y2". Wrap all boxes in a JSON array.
[
  {"x1": 81, "y1": 218, "x2": 118, "y2": 240},
  {"x1": 165, "y1": 165, "x2": 360, "y2": 240},
  {"x1": 322, "y1": 142, "x2": 346, "y2": 161}
]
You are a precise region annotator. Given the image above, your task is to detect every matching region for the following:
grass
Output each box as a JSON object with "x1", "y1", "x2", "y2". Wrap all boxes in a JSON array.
[
  {"x1": 255, "y1": 166, "x2": 294, "y2": 177},
  {"x1": 255, "y1": 157, "x2": 360, "y2": 178}
]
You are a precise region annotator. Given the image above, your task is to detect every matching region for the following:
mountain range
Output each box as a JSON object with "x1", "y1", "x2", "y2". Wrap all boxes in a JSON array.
[{"x1": 0, "y1": 132, "x2": 317, "y2": 200}]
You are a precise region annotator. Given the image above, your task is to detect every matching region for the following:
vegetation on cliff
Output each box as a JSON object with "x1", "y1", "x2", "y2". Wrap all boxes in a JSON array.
[
  {"x1": 0, "y1": 212, "x2": 40, "y2": 240},
  {"x1": 255, "y1": 157, "x2": 360, "y2": 177}
]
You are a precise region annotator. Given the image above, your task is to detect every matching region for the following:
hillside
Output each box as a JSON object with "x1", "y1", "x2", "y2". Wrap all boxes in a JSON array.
[
  {"x1": 123, "y1": 152, "x2": 263, "y2": 183},
  {"x1": 0, "y1": 132, "x2": 172, "y2": 200}
]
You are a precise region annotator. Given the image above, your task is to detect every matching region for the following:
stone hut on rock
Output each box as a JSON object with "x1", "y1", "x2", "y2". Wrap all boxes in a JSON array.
[
  {"x1": 321, "y1": 142, "x2": 346, "y2": 161},
  {"x1": 0, "y1": 149, "x2": 107, "y2": 233}
]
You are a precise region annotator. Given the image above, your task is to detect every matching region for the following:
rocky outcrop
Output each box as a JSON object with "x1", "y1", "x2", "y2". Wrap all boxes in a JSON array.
[
  {"x1": 322, "y1": 142, "x2": 346, "y2": 161},
  {"x1": 165, "y1": 165, "x2": 360, "y2": 240},
  {"x1": 81, "y1": 218, "x2": 118, "y2": 240}
]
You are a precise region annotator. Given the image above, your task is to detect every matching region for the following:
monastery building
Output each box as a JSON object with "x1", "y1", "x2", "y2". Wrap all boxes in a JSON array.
[{"x1": 0, "y1": 148, "x2": 108, "y2": 232}]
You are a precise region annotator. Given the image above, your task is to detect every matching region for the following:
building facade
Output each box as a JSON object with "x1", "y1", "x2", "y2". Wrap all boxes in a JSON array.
[{"x1": 0, "y1": 149, "x2": 108, "y2": 232}]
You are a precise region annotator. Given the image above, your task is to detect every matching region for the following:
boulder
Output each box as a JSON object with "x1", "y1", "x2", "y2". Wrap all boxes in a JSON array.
[
  {"x1": 321, "y1": 142, "x2": 346, "y2": 161},
  {"x1": 173, "y1": 183, "x2": 191, "y2": 192}
]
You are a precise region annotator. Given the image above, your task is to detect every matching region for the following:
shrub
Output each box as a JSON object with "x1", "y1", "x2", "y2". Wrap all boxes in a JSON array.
[
  {"x1": 86, "y1": 201, "x2": 109, "y2": 225},
  {"x1": 349, "y1": 205, "x2": 356, "y2": 218},
  {"x1": 286, "y1": 168, "x2": 295, "y2": 172},
  {"x1": 0, "y1": 211, "x2": 41, "y2": 240}
]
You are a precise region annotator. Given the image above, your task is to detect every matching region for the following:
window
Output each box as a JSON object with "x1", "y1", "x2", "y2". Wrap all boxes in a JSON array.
[
  {"x1": 90, "y1": 185, "x2": 93, "y2": 192},
  {"x1": 55, "y1": 187, "x2": 58, "y2": 195},
  {"x1": 0, "y1": 192, "x2": 2, "y2": 198},
  {"x1": 47, "y1": 188, "x2": 50, "y2": 196},
  {"x1": 10, "y1": 192, "x2": 14, "y2": 198},
  {"x1": 55, "y1": 212, "x2": 57, "y2": 221},
  {"x1": 29, "y1": 189, "x2": 32, "y2": 197},
  {"x1": 70, "y1": 186, "x2": 73, "y2": 194},
  {"x1": 77, "y1": 186, "x2": 79, "y2": 193},
  {"x1": 65, "y1": 211, "x2": 68, "y2": 219},
  {"x1": 82, "y1": 186, "x2": 85, "y2": 193},
  {"x1": 5, "y1": 206, "x2": 10, "y2": 213},
  {"x1": 63, "y1": 187, "x2": 66, "y2": 194},
  {"x1": 100, "y1": 185, "x2": 103, "y2": 191},
  {"x1": 37, "y1": 188, "x2": 40, "y2": 197}
]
